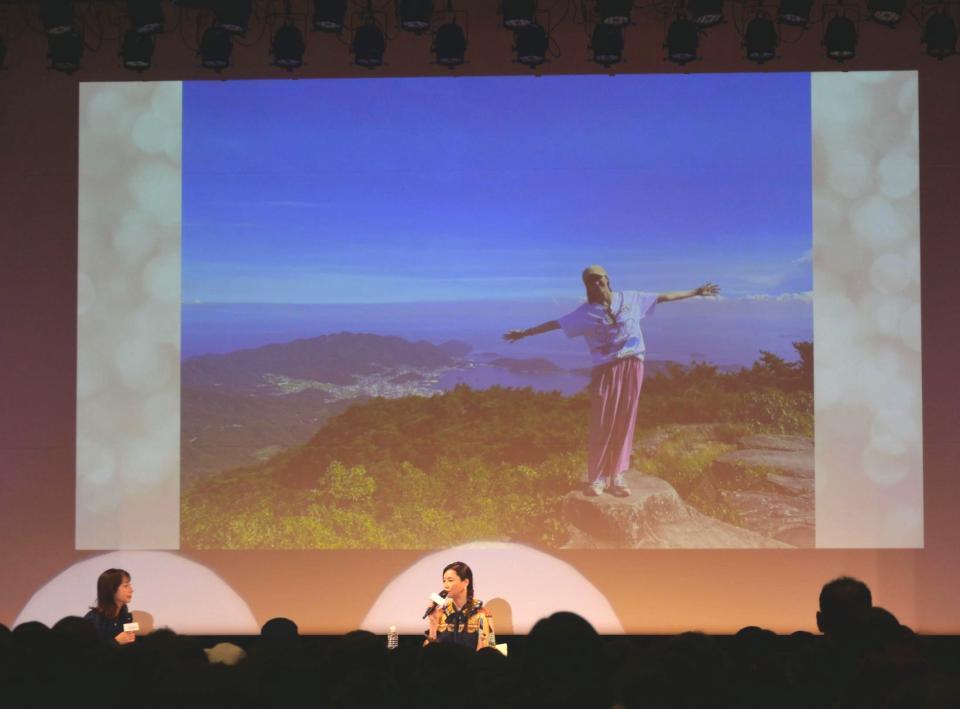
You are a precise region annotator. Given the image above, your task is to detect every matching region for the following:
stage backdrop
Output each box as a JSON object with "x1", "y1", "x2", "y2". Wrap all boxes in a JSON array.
[{"x1": 1, "y1": 42, "x2": 955, "y2": 636}]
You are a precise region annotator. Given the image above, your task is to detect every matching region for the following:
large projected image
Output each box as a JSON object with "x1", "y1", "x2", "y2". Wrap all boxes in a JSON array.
[
  {"x1": 76, "y1": 71, "x2": 923, "y2": 558},
  {"x1": 178, "y1": 75, "x2": 813, "y2": 550}
]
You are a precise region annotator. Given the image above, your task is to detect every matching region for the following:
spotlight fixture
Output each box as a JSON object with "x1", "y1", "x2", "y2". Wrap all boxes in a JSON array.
[
  {"x1": 48, "y1": 29, "x2": 83, "y2": 73},
  {"x1": 199, "y1": 25, "x2": 231, "y2": 70},
  {"x1": 591, "y1": 23, "x2": 623, "y2": 67},
  {"x1": 778, "y1": 0, "x2": 812, "y2": 27},
  {"x1": 515, "y1": 22, "x2": 547, "y2": 67},
  {"x1": 127, "y1": 0, "x2": 164, "y2": 35},
  {"x1": 121, "y1": 28, "x2": 154, "y2": 71},
  {"x1": 868, "y1": 0, "x2": 905, "y2": 27},
  {"x1": 214, "y1": 0, "x2": 253, "y2": 35},
  {"x1": 41, "y1": 0, "x2": 74, "y2": 35},
  {"x1": 688, "y1": 0, "x2": 723, "y2": 28},
  {"x1": 502, "y1": 0, "x2": 536, "y2": 29},
  {"x1": 923, "y1": 10, "x2": 957, "y2": 59},
  {"x1": 433, "y1": 20, "x2": 466, "y2": 67},
  {"x1": 824, "y1": 14, "x2": 856, "y2": 62},
  {"x1": 665, "y1": 16, "x2": 698, "y2": 64},
  {"x1": 313, "y1": 0, "x2": 347, "y2": 32},
  {"x1": 744, "y1": 13, "x2": 777, "y2": 63},
  {"x1": 272, "y1": 24, "x2": 305, "y2": 70},
  {"x1": 398, "y1": 0, "x2": 434, "y2": 32},
  {"x1": 353, "y1": 20, "x2": 386, "y2": 68},
  {"x1": 597, "y1": 0, "x2": 633, "y2": 26}
]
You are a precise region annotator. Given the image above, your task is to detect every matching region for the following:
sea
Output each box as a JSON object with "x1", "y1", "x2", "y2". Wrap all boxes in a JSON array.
[{"x1": 182, "y1": 299, "x2": 813, "y2": 396}]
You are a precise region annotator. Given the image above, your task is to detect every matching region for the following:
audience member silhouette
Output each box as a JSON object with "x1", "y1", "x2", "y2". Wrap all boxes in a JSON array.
[
  {"x1": 0, "y1": 576, "x2": 957, "y2": 708},
  {"x1": 817, "y1": 575, "x2": 873, "y2": 643},
  {"x1": 522, "y1": 611, "x2": 611, "y2": 709},
  {"x1": 260, "y1": 616, "x2": 298, "y2": 640}
]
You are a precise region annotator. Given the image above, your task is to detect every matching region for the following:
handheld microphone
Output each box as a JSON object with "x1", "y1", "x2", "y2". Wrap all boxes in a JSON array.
[{"x1": 422, "y1": 590, "x2": 448, "y2": 619}]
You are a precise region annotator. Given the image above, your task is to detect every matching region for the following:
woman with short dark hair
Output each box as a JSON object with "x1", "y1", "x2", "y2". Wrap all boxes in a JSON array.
[{"x1": 83, "y1": 568, "x2": 135, "y2": 645}]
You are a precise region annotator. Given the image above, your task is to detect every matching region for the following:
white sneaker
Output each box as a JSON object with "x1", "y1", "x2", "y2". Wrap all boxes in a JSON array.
[
  {"x1": 586, "y1": 477, "x2": 607, "y2": 496},
  {"x1": 610, "y1": 472, "x2": 631, "y2": 497}
]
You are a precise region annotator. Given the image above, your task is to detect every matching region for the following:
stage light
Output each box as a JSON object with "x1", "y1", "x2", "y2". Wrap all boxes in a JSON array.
[
  {"x1": 398, "y1": 0, "x2": 433, "y2": 32},
  {"x1": 40, "y1": 0, "x2": 74, "y2": 35},
  {"x1": 271, "y1": 24, "x2": 305, "y2": 70},
  {"x1": 923, "y1": 10, "x2": 957, "y2": 59},
  {"x1": 665, "y1": 17, "x2": 699, "y2": 64},
  {"x1": 127, "y1": 0, "x2": 164, "y2": 35},
  {"x1": 778, "y1": 0, "x2": 812, "y2": 27},
  {"x1": 502, "y1": 0, "x2": 536, "y2": 28},
  {"x1": 433, "y1": 20, "x2": 466, "y2": 67},
  {"x1": 868, "y1": 0, "x2": 905, "y2": 27},
  {"x1": 688, "y1": 0, "x2": 723, "y2": 28},
  {"x1": 591, "y1": 23, "x2": 623, "y2": 67},
  {"x1": 515, "y1": 22, "x2": 547, "y2": 67},
  {"x1": 48, "y1": 29, "x2": 83, "y2": 73},
  {"x1": 121, "y1": 28, "x2": 154, "y2": 71},
  {"x1": 597, "y1": 0, "x2": 633, "y2": 26},
  {"x1": 824, "y1": 14, "x2": 856, "y2": 62},
  {"x1": 313, "y1": 0, "x2": 347, "y2": 32},
  {"x1": 214, "y1": 0, "x2": 253, "y2": 35},
  {"x1": 199, "y1": 25, "x2": 231, "y2": 71},
  {"x1": 744, "y1": 13, "x2": 777, "y2": 63},
  {"x1": 353, "y1": 20, "x2": 386, "y2": 68}
]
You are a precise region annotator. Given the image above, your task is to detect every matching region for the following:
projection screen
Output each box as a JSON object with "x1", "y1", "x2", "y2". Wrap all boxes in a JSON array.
[{"x1": 61, "y1": 71, "x2": 922, "y2": 633}]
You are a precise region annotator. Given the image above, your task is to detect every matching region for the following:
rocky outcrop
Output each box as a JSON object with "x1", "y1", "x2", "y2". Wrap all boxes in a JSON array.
[
  {"x1": 711, "y1": 436, "x2": 815, "y2": 548},
  {"x1": 736, "y1": 434, "x2": 813, "y2": 453},
  {"x1": 626, "y1": 427, "x2": 816, "y2": 548},
  {"x1": 561, "y1": 469, "x2": 789, "y2": 549},
  {"x1": 712, "y1": 448, "x2": 814, "y2": 494}
]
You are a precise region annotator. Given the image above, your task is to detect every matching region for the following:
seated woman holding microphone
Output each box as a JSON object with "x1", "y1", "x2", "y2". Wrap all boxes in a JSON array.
[
  {"x1": 83, "y1": 568, "x2": 136, "y2": 645},
  {"x1": 424, "y1": 561, "x2": 495, "y2": 651}
]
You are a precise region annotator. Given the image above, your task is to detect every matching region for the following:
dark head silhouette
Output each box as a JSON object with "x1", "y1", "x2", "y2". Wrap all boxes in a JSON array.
[
  {"x1": 261, "y1": 616, "x2": 299, "y2": 640},
  {"x1": 523, "y1": 611, "x2": 610, "y2": 709},
  {"x1": 817, "y1": 576, "x2": 872, "y2": 641}
]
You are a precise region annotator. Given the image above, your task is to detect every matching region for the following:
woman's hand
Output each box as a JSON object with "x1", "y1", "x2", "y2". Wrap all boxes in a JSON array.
[
  {"x1": 696, "y1": 283, "x2": 720, "y2": 297},
  {"x1": 503, "y1": 329, "x2": 526, "y2": 343},
  {"x1": 426, "y1": 605, "x2": 441, "y2": 638},
  {"x1": 114, "y1": 630, "x2": 136, "y2": 645}
]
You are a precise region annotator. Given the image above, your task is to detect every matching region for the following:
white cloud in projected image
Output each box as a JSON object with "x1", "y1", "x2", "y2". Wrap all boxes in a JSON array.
[{"x1": 181, "y1": 249, "x2": 812, "y2": 305}]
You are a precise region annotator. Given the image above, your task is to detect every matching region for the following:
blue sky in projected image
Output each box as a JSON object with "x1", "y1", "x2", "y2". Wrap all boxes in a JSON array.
[{"x1": 182, "y1": 74, "x2": 812, "y2": 304}]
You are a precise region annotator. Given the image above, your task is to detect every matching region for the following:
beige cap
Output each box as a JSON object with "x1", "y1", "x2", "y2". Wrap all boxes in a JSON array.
[{"x1": 581, "y1": 265, "x2": 609, "y2": 283}]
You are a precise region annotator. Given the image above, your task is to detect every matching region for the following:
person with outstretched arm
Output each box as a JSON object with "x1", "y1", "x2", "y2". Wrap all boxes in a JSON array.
[{"x1": 503, "y1": 265, "x2": 719, "y2": 497}]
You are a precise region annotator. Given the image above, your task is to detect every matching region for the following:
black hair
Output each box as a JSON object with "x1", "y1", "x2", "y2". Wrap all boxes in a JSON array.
[
  {"x1": 819, "y1": 576, "x2": 872, "y2": 617},
  {"x1": 91, "y1": 568, "x2": 130, "y2": 620},
  {"x1": 818, "y1": 576, "x2": 872, "y2": 638},
  {"x1": 443, "y1": 561, "x2": 475, "y2": 607}
]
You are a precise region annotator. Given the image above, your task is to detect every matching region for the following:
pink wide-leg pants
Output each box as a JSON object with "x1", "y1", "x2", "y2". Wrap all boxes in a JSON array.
[{"x1": 587, "y1": 357, "x2": 644, "y2": 483}]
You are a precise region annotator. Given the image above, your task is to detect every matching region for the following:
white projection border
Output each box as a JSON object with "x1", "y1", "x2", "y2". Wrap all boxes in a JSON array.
[
  {"x1": 76, "y1": 82, "x2": 182, "y2": 550},
  {"x1": 813, "y1": 71, "x2": 923, "y2": 548},
  {"x1": 75, "y1": 74, "x2": 922, "y2": 551}
]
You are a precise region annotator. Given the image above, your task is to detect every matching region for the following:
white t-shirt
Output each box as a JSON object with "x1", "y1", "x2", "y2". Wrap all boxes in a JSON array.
[{"x1": 557, "y1": 290, "x2": 658, "y2": 367}]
